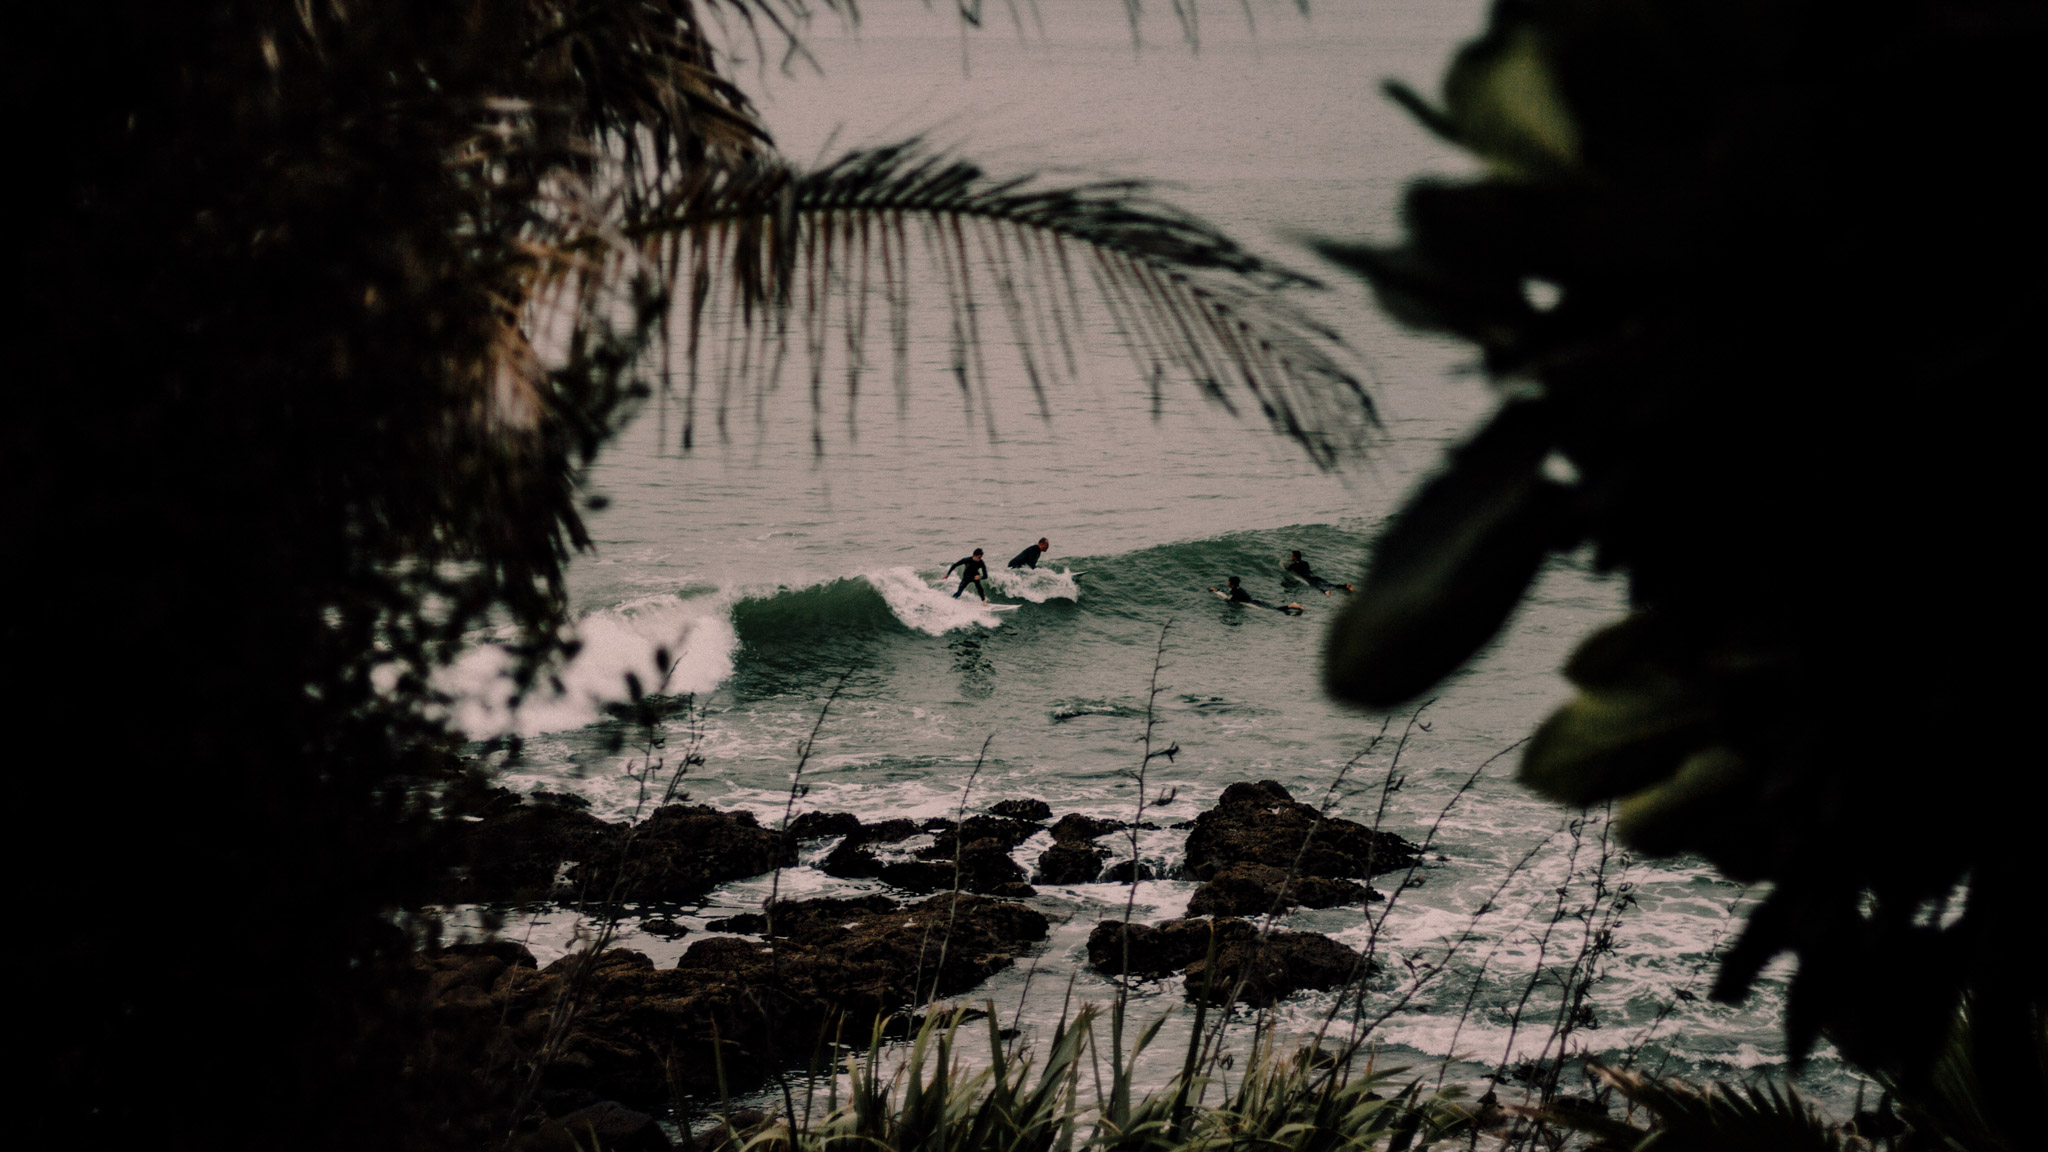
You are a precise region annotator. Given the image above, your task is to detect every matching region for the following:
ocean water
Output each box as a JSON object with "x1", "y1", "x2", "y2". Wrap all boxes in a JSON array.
[{"x1": 444, "y1": 0, "x2": 1864, "y2": 1118}]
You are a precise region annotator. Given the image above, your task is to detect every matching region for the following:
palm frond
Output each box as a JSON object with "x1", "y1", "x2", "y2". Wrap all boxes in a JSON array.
[{"x1": 626, "y1": 141, "x2": 1374, "y2": 466}]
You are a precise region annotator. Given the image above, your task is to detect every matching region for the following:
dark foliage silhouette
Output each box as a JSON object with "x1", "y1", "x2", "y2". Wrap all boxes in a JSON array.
[{"x1": 1319, "y1": 1, "x2": 2044, "y2": 1143}]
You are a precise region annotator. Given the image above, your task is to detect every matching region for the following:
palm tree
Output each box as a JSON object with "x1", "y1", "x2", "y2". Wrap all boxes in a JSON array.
[{"x1": 8, "y1": 2, "x2": 1367, "y2": 1146}]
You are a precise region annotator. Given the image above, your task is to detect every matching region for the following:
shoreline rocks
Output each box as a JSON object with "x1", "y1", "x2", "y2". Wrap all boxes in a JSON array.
[
  {"x1": 421, "y1": 893, "x2": 1050, "y2": 1111},
  {"x1": 1181, "y1": 781, "x2": 1418, "y2": 914},
  {"x1": 1086, "y1": 917, "x2": 1372, "y2": 1006}
]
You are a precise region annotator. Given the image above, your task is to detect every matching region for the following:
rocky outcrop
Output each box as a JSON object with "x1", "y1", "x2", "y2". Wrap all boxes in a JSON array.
[
  {"x1": 438, "y1": 801, "x2": 796, "y2": 905},
  {"x1": 706, "y1": 894, "x2": 898, "y2": 936},
  {"x1": 1035, "y1": 839, "x2": 1111, "y2": 884},
  {"x1": 420, "y1": 894, "x2": 1050, "y2": 1109},
  {"x1": 815, "y1": 816, "x2": 927, "y2": 880},
  {"x1": 1184, "y1": 862, "x2": 1378, "y2": 917},
  {"x1": 568, "y1": 805, "x2": 796, "y2": 904},
  {"x1": 922, "y1": 815, "x2": 1040, "y2": 858},
  {"x1": 989, "y1": 798, "x2": 1053, "y2": 822},
  {"x1": 1049, "y1": 813, "x2": 1123, "y2": 842},
  {"x1": 786, "y1": 811, "x2": 862, "y2": 840},
  {"x1": 1183, "y1": 781, "x2": 1419, "y2": 884},
  {"x1": 1086, "y1": 917, "x2": 1370, "y2": 1006},
  {"x1": 878, "y1": 839, "x2": 1035, "y2": 897}
]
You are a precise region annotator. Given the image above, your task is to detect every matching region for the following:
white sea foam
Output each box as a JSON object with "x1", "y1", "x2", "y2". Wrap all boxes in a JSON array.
[
  {"x1": 440, "y1": 590, "x2": 738, "y2": 736},
  {"x1": 866, "y1": 566, "x2": 1008, "y2": 633},
  {"x1": 986, "y1": 565, "x2": 1080, "y2": 602}
]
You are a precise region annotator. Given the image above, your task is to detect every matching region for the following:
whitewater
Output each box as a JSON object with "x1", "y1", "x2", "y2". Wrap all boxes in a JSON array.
[{"x1": 435, "y1": 0, "x2": 1863, "y2": 1119}]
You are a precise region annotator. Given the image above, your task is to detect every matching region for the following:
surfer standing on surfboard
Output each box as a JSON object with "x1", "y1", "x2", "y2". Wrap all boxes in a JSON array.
[
  {"x1": 1008, "y1": 538, "x2": 1050, "y2": 569},
  {"x1": 1209, "y1": 575, "x2": 1305, "y2": 615},
  {"x1": 947, "y1": 549, "x2": 990, "y2": 600}
]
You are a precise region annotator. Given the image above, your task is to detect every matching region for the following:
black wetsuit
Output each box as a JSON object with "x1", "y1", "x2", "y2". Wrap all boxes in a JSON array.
[
  {"x1": 1227, "y1": 585, "x2": 1259, "y2": 605},
  {"x1": 1223, "y1": 584, "x2": 1298, "y2": 613},
  {"x1": 1008, "y1": 543, "x2": 1044, "y2": 569},
  {"x1": 947, "y1": 555, "x2": 989, "y2": 599},
  {"x1": 1286, "y1": 558, "x2": 1338, "y2": 592}
]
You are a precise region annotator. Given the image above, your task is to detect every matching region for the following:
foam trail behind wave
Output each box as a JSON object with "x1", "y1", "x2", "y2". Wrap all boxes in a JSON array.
[
  {"x1": 866, "y1": 566, "x2": 1007, "y2": 634},
  {"x1": 987, "y1": 566, "x2": 1080, "y2": 602},
  {"x1": 442, "y1": 590, "x2": 737, "y2": 736}
]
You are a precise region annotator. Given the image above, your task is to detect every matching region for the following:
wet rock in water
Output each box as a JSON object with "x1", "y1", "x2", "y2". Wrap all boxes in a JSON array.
[
  {"x1": 637, "y1": 917, "x2": 689, "y2": 939},
  {"x1": 1036, "y1": 839, "x2": 1111, "y2": 884},
  {"x1": 857, "y1": 817, "x2": 922, "y2": 844},
  {"x1": 819, "y1": 839, "x2": 885, "y2": 879},
  {"x1": 706, "y1": 895, "x2": 899, "y2": 937},
  {"x1": 1050, "y1": 813, "x2": 1123, "y2": 842},
  {"x1": 1185, "y1": 862, "x2": 1378, "y2": 917},
  {"x1": 442, "y1": 801, "x2": 796, "y2": 905},
  {"x1": 438, "y1": 894, "x2": 1048, "y2": 1107},
  {"x1": 520, "y1": 1101, "x2": 673, "y2": 1152},
  {"x1": 448, "y1": 802, "x2": 620, "y2": 903},
  {"x1": 920, "y1": 815, "x2": 1040, "y2": 858},
  {"x1": 989, "y1": 798, "x2": 1053, "y2": 822},
  {"x1": 569, "y1": 805, "x2": 796, "y2": 904},
  {"x1": 530, "y1": 789, "x2": 593, "y2": 810},
  {"x1": 1183, "y1": 781, "x2": 1420, "y2": 881},
  {"x1": 1086, "y1": 917, "x2": 1371, "y2": 1006},
  {"x1": 786, "y1": 811, "x2": 862, "y2": 840},
  {"x1": 1100, "y1": 859, "x2": 1157, "y2": 883},
  {"x1": 880, "y1": 838, "x2": 1029, "y2": 895}
]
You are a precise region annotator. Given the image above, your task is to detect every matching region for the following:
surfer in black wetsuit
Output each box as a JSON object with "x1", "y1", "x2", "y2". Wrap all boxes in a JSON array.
[
  {"x1": 1210, "y1": 576, "x2": 1304, "y2": 614},
  {"x1": 947, "y1": 549, "x2": 989, "y2": 600},
  {"x1": 1009, "y1": 537, "x2": 1050, "y2": 569},
  {"x1": 1285, "y1": 550, "x2": 1354, "y2": 595}
]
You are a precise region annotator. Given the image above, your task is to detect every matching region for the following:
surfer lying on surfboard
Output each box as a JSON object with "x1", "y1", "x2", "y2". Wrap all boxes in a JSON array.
[
  {"x1": 1284, "y1": 550, "x2": 1354, "y2": 595},
  {"x1": 1210, "y1": 576, "x2": 1305, "y2": 615}
]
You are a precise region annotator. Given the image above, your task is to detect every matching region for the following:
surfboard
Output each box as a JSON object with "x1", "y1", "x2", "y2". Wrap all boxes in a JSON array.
[
  {"x1": 1213, "y1": 589, "x2": 1305, "y2": 615},
  {"x1": 988, "y1": 604, "x2": 1021, "y2": 612}
]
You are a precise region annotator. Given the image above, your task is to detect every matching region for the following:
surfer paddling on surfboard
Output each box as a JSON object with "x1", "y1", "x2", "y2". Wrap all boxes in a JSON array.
[
  {"x1": 1210, "y1": 575, "x2": 1305, "y2": 615},
  {"x1": 1284, "y1": 551, "x2": 1354, "y2": 596},
  {"x1": 1008, "y1": 537, "x2": 1050, "y2": 569},
  {"x1": 947, "y1": 549, "x2": 990, "y2": 600}
]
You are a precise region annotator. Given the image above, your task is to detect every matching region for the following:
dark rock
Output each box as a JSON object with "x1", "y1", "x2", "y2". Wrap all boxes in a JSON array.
[
  {"x1": 857, "y1": 818, "x2": 922, "y2": 844},
  {"x1": 1183, "y1": 780, "x2": 1419, "y2": 881},
  {"x1": 493, "y1": 894, "x2": 1047, "y2": 1104},
  {"x1": 708, "y1": 896, "x2": 898, "y2": 938},
  {"x1": 638, "y1": 917, "x2": 689, "y2": 939},
  {"x1": 1050, "y1": 813, "x2": 1122, "y2": 842},
  {"x1": 1036, "y1": 840, "x2": 1111, "y2": 884},
  {"x1": 879, "y1": 837, "x2": 1027, "y2": 894},
  {"x1": 787, "y1": 811, "x2": 862, "y2": 840},
  {"x1": 1100, "y1": 859, "x2": 1156, "y2": 883},
  {"x1": 444, "y1": 940, "x2": 540, "y2": 969},
  {"x1": 450, "y1": 803, "x2": 620, "y2": 903},
  {"x1": 444, "y1": 802, "x2": 796, "y2": 905},
  {"x1": 987, "y1": 881, "x2": 1039, "y2": 899},
  {"x1": 1185, "y1": 862, "x2": 1378, "y2": 917},
  {"x1": 570, "y1": 805, "x2": 797, "y2": 904},
  {"x1": 1087, "y1": 917, "x2": 1371, "y2": 1006},
  {"x1": 989, "y1": 798, "x2": 1053, "y2": 822},
  {"x1": 531, "y1": 790, "x2": 592, "y2": 810},
  {"x1": 819, "y1": 839, "x2": 884, "y2": 879},
  {"x1": 443, "y1": 766, "x2": 525, "y2": 819},
  {"x1": 921, "y1": 815, "x2": 1039, "y2": 858},
  {"x1": 552, "y1": 1101, "x2": 672, "y2": 1152}
]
